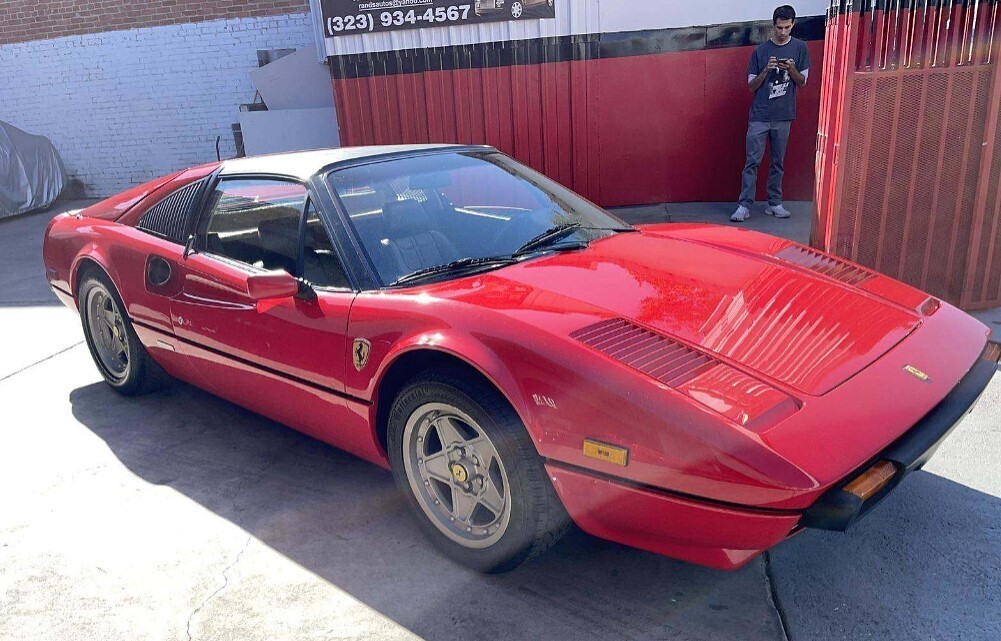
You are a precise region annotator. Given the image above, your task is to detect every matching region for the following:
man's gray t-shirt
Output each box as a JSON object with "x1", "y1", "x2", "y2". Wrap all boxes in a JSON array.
[{"x1": 747, "y1": 38, "x2": 811, "y2": 122}]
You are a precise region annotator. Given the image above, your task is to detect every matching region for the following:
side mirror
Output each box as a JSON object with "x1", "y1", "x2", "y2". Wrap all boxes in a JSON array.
[{"x1": 246, "y1": 270, "x2": 299, "y2": 300}]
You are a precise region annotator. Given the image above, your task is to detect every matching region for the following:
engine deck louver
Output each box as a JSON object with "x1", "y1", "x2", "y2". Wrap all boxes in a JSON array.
[{"x1": 774, "y1": 244, "x2": 875, "y2": 286}]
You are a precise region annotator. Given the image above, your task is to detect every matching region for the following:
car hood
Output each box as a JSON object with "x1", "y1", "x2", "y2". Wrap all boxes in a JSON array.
[{"x1": 453, "y1": 227, "x2": 922, "y2": 396}]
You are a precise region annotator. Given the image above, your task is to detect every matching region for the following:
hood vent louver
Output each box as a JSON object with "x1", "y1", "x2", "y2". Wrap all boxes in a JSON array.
[
  {"x1": 774, "y1": 245, "x2": 875, "y2": 286},
  {"x1": 570, "y1": 319, "x2": 718, "y2": 388}
]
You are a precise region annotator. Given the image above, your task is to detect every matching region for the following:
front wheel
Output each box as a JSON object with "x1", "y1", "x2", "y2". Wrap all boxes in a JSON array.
[{"x1": 388, "y1": 369, "x2": 569, "y2": 572}]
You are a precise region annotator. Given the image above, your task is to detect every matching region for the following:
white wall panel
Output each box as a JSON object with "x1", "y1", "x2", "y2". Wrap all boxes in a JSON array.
[
  {"x1": 322, "y1": 0, "x2": 826, "y2": 55},
  {"x1": 323, "y1": 0, "x2": 599, "y2": 55},
  {"x1": 599, "y1": 0, "x2": 828, "y2": 34},
  {"x1": 238, "y1": 107, "x2": 340, "y2": 156}
]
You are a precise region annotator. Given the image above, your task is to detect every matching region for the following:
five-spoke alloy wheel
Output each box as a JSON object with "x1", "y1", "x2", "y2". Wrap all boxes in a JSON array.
[
  {"x1": 388, "y1": 369, "x2": 569, "y2": 572},
  {"x1": 79, "y1": 270, "x2": 168, "y2": 396},
  {"x1": 84, "y1": 280, "x2": 131, "y2": 383},
  {"x1": 403, "y1": 402, "x2": 512, "y2": 548}
]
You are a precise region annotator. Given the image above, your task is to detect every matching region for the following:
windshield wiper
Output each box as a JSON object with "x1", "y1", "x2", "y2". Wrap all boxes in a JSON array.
[
  {"x1": 391, "y1": 256, "x2": 518, "y2": 287},
  {"x1": 514, "y1": 222, "x2": 584, "y2": 255}
]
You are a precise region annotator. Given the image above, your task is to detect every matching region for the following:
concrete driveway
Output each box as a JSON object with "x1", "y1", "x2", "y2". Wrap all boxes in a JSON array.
[{"x1": 2, "y1": 202, "x2": 999, "y2": 641}]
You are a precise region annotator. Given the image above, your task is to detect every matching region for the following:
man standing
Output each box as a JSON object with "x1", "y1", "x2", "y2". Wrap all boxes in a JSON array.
[{"x1": 732, "y1": 5, "x2": 811, "y2": 222}]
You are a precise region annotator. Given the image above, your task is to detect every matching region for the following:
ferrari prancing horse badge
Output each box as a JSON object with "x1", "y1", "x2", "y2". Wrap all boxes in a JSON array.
[{"x1": 353, "y1": 338, "x2": 372, "y2": 371}]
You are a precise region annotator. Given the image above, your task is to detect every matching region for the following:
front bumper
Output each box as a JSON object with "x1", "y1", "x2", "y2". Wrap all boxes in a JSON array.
[
  {"x1": 547, "y1": 341, "x2": 999, "y2": 569},
  {"x1": 546, "y1": 463, "x2": 802, "y2": 570},
  {"x1": 801, "y1": 341, "x2": 1000, "y2": 531}
]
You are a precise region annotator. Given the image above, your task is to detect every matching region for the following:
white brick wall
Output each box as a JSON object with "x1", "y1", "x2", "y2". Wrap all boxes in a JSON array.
[{"x1": 0, "y1": 14, "x2": 317, "y2": 197}]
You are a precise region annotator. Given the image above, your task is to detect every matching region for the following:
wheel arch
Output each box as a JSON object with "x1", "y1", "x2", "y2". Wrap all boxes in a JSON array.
[
  {"x1": 372, "y1": 346, "x2": 535, "y2": 457},
  {"x1": 71, "y1": 252, "x2": 117, "y2": 302}
]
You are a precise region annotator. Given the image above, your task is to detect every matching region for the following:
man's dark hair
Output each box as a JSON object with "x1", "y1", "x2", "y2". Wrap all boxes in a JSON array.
[{"x1": 773, "y1": 5, "x2": 797, "y2": 24}]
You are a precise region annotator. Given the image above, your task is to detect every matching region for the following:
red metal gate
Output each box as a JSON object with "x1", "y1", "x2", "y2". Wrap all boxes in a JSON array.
[{"x1": 813, "y1": 0, "x2": 1001, "y2": 310}]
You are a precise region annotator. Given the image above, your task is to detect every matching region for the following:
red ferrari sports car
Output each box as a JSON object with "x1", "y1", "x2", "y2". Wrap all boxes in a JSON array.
[{"x1": 43, "y1": 145, "x2": 998, "y2": 572}]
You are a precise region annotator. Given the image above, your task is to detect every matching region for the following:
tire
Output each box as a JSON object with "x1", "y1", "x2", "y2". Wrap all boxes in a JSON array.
[
  {"x1": 78, "y1": 270, "x2": 169, "y2": 396},
  {"x1": 388, "y1": 369, "x2": 570, "y2": 573},
  {"x1": 510, "y1": 1, "x2": 524, "y2": 18}
]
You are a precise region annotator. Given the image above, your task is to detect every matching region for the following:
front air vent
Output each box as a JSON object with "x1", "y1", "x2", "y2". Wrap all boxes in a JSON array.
[
  {"x1": 572, "y1": 318, "x2": 799, "y2": 430},
  {"x1": 137, "y1": 180, "x2": 206, "y2": 244},
  {"x1": 570, "y1": 319, "x2": 717, "y2": 388},
  {"x1": 775, "y1": 244, "x2": 876, "y2": 286}
]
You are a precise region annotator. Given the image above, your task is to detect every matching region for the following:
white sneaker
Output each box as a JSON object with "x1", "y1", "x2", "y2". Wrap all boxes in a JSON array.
[
  {"x1": 731, "y1": 205, "x2": 750, "y2": 222},
  {"x1": 765, "y1": 204, "x2": 791, "y2": 218}
]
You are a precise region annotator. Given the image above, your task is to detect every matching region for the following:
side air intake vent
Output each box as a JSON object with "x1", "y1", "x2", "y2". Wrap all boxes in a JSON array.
[
  {"x1": 775, "y1": 244, "x2": 876, "y2": 286},
  {"x1": 570, "y1": 318, "x2": 717, "y2": 388},
  {"x1": 571, "y1": 318, "x2": 799, "y2": 431},
  {"x1": 137, "y1": 180, "x2": 205, "y2": 243}
]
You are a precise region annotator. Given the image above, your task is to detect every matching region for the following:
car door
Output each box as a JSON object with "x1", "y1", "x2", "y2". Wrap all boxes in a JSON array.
[{"x1": 169, "y1": 176, "x2": 363, "y2": 451}]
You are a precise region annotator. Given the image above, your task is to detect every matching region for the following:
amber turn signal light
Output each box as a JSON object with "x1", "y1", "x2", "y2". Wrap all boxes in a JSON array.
[
  {"x1": 844, "y1": 461, "x2": 897, "y2": 501},
  {"x1": 583, "y1": 439, "x2": 629, "y2": 467}
]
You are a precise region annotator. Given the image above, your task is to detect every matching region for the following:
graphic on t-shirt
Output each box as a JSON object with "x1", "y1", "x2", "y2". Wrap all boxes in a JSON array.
[{"x1": 769, "y1": 69, "x2": 791, "y2": 100}]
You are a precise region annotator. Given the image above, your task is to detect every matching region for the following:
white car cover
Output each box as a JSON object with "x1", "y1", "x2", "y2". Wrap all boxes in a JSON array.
[{"x1": 1, "y1": 121, "x2": 67, "y2": 219}]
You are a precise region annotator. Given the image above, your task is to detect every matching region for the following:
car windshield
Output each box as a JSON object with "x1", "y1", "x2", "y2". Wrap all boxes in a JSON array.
[{"x1": 325, "y1": 151, "x2": 633, "y2": 286}]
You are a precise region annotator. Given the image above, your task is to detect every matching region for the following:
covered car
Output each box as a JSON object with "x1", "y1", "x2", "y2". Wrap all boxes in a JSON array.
[{"x1": 0, "y1": 120, "x2": 67, "y2": 219}]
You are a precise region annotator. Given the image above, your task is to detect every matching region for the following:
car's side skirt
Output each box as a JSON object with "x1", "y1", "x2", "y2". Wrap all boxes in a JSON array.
[{"x1": 132, "y1": 320, "x2": 388, "y2": 468}]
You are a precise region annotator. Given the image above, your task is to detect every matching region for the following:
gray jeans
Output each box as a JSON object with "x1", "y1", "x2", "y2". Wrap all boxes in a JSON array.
[{"x1": 738, "y1": 120, "x2": 792, "y2": 208}]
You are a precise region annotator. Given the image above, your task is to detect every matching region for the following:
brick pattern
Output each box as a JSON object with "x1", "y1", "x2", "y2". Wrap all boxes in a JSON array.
[
  {"x1": 0, "y1": 0, "x2": 310, "y2": 45},
  {"x1": 0, "y1": 15, "x2": 316, "y2": 196}
]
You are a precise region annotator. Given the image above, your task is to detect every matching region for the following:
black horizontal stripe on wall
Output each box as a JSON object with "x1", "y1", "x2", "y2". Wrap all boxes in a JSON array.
[{"x1": 330, "y1": 15, "x2": 827, "y2": 79}]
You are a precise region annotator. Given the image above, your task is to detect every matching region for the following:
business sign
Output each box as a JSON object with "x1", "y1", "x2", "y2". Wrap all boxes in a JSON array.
[{"x1": 320, "y1": 0, "x2": 555, "y2": 37}]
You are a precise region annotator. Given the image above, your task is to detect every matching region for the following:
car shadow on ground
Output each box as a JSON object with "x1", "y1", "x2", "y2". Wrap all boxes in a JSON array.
[
  {"x1": 68, "y1": 378, "x2": 1001, "y2": 640},
  {"x1": 69, "y1": 380, "x2": 787, "y2": 641}
]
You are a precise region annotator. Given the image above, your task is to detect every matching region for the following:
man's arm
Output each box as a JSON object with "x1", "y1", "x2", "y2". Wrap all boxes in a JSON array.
[
  {"x1": 779, "y1": 58, "x2": 807, "y2": 87},
  {"x1": 748, "y1": 56, "x2": 778, "y2": 93}
]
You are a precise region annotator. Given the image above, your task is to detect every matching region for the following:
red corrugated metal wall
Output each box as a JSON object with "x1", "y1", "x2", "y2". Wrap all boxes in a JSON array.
[
  {"x1": 814, "y1": 0, "x2": 1001, "y2": 310},
  {"x1": 330, "y1": 42, "x2": 824, "y2": 207},
  {"x1": 332, "y1": 55, "x2": 600, "y2": 200}
]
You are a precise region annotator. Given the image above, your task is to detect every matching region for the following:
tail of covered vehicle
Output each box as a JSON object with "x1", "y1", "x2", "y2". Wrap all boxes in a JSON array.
[{"x1": 0, "y1": 120, "x2": 68, "y2": 219}]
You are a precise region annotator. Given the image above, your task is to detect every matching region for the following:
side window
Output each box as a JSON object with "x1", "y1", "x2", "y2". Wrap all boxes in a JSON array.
[
  {"x1": 200, "y1": 179, "x2": 307, "y2": 274},
  {"x1": 303, "y1": 201, "x2": 350, "y2": 289}
]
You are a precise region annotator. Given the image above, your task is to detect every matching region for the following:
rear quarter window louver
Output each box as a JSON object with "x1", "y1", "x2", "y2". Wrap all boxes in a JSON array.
[
  {"x1": 774, "y1": 244, "x2": 875, "y2": 286},
  {"x1": 136, "y1": 180, "x2": 205, "y2": 243}
]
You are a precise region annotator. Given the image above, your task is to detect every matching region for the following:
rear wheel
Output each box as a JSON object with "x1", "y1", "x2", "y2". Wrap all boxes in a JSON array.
[
  {"x1": 79, "y1": 271, "x2": 168, "y2": 395},
  {"x1": 388, "y1": 369, "x2": 569, "y2": 572}
]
